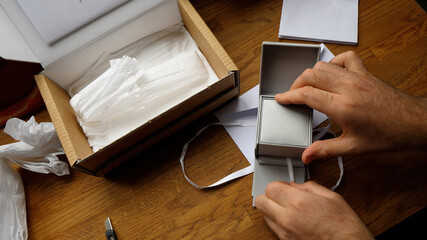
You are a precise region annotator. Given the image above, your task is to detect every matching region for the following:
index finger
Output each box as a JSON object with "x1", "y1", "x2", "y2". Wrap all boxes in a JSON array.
[
  {"x1": 290, "y1": 61, "x2": 347, "y2": 93},
  {"x1": 330, "y1": 51, "x2": 367, "y2": 74},
  {"x1": 275, "y1": 86, "x2": 337, "y2": 117}
]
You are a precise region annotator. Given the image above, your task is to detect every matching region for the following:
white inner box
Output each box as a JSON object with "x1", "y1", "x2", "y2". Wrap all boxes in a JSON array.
[{"x1": 259, "y1": 97, "x2": 311, "y2": 148}]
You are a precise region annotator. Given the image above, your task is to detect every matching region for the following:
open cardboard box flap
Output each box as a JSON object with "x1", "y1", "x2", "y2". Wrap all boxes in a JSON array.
[{"x1": 34, "y1": 0, "x2": 239, "y2": 175}]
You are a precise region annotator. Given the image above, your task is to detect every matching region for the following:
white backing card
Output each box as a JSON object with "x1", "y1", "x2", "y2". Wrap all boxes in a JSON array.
[
  {"x1": 0, "y1": 6, "x2": 37, "y2": 62},
  {"x1": 279, "y1": 0, "x2": 359, "y2": 45}
]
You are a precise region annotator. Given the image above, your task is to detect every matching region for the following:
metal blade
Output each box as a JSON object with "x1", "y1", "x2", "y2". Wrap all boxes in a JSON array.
[{"x1": 105, "y1": 217, "x2": 113, "y2": 231}]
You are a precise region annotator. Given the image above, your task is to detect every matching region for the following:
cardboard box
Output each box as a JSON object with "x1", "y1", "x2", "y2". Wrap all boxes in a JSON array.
[
  {"x1": 1, "y1": 0, "x2": 239, "y2": 175},
  {"x1": 252, "y1": 42, "x2": 320, "y2": 205}
]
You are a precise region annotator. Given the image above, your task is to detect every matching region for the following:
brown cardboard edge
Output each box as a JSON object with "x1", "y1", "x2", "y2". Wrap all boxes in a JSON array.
[
  {"x1": 179, "y1": 0, "x2": 238, "y2": 78},
  {"x1": 35, "y1": 74, "x2": 92, "y2": 166},
  {"x1": 259, "y1": 42, "x2": 320, "y2": 95},
  {"x1": 77, "y1": 71, "x2": 237, "y2": 171},
  {"x1": 95, "y1": 80, "x2": 240, "y2": 176}
]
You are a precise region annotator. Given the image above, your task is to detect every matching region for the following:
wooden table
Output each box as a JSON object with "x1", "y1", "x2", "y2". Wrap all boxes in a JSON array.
[{"x1": 1, "y1": 0, "x2": 426, "y2": 239}]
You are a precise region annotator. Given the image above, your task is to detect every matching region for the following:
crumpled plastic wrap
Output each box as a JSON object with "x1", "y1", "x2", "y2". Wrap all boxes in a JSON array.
[
  {"x1": 0, "y1": 117, "x2": 68, "y2": 240},
  {"x1": 69, "y1": 23, "x2": 219, "y2": 152},
  {"x1": 0, "y1": 159, "x2": 27, "y2": 240},
  {"x1": 1, "y1": 117, "x2": 68, "y2": 175}
]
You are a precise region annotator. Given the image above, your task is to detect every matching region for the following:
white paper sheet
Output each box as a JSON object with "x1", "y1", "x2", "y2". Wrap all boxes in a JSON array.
[{"x1": 279, "y1": 0, "x2": 359, "y2": 45}]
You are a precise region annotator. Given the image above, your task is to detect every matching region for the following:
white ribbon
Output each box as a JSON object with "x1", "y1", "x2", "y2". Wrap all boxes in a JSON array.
[
  {"x1": 309, "y1": 120, "x2": 344, "y2": 191},
  {"x1": 286, "y1": 158, "x2": 295, "y2": 182},
  {"x1": 180, "y1": 118, "x2": 344, "y2": 191},
  {"x1": 179, "y1": 121, "x2": 255, "y2": 189}
]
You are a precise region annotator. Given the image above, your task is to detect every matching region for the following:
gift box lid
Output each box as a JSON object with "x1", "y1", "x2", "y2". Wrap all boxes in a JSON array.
[{"x1": 0, "y1": 0, "x2": 181, "y2": 88}]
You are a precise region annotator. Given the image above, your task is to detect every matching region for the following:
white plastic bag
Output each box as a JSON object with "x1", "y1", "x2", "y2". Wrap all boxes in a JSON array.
[
  {"x1": 1, "y1": 117, "x2": 68, "y2": 175},
  {"x1": 0, "y1": 117, "x2": 68, "y2": 240},
  {"x1": 0, "y1": 159, "x2": 27, "y2": 240}
]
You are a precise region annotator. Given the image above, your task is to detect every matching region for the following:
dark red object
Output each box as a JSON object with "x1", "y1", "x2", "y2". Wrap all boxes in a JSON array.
[{"x1": 0, "y1": 57, "x2": 44, "y2": 127}]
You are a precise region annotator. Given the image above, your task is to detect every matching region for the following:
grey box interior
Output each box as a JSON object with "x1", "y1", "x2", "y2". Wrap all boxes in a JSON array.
[{"x1": 259, "y1": 42, "x2": 320, "y2": 95}]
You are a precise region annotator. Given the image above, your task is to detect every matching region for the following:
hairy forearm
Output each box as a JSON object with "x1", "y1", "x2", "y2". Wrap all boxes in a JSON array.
[{"x1": 401, "y1": 96, "x2": 427, "y2": 151}]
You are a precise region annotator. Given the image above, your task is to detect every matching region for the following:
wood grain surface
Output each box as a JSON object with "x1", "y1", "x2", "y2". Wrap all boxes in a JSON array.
[{"x1": 1, "y1": 0, "x2": 426, "y2": 239}]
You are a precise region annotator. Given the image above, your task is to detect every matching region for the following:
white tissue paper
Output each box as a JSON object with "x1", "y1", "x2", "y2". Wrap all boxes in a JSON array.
[
  {"x1": 69, "y1": 24, "x2": 219, "y2": 152},
  {"x1": 0, "y1": 117, "x2": 68, "y2": 240}
]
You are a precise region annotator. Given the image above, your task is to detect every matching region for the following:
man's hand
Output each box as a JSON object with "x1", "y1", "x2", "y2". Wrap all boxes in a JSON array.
[
  {"x1": 255, "y1": 181, "x2": 374, "y2": 240},
  {"x1": 275, "y1": 51, "x2": 427, "y2": 163}
]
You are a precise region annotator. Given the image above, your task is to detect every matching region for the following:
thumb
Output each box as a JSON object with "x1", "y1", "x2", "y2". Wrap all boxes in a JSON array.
[{"x1": 302, "y1": 136, "x2": 353, "y2": 163}]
